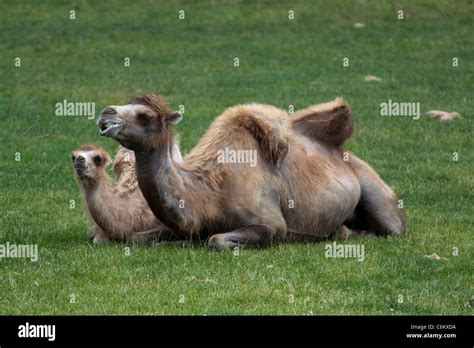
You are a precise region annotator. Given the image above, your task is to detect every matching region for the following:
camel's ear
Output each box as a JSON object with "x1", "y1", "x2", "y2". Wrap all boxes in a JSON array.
[
  {"x1": 102, "y1": 153, "x2": 112, "y2": 167},
  {"x1": 166, "y1": 112, "x2": 183, "y2": 125},
  {"x1": 105, "y1": 154, "x2": 112, "y2": 166}
]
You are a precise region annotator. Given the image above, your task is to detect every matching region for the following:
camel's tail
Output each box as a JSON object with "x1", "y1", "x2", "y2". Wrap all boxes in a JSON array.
[{"x1": 290, "y1": 98, "x2": 354, "y2": 147}]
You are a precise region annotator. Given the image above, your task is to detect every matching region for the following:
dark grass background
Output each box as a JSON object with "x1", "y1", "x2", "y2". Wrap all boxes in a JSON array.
[{"x1": 0, "y1": 0, "x2": 472, "y2": 314}]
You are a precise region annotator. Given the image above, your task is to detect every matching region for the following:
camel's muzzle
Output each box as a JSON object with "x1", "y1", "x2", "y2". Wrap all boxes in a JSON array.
[
  {"x1": 74, "y1": 162, "x2": 88, "y2": 176},
  {"x1": 98, "y1": 117, "x2": 125, "y2": 138}
]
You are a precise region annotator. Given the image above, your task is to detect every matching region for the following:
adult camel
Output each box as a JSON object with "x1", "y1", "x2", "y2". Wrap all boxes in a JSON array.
[{"x1": 97, "y1": 94, "x2": 405, "y2": 250}]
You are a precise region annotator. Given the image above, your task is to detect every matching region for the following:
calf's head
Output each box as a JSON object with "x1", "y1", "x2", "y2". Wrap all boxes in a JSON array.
[{"x1": 71, "y1": 145, "x2": 110, "y2": 180}]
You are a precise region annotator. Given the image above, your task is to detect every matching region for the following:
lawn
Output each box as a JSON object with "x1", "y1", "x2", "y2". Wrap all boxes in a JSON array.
[{"x1": 0, "y1": 0, "x2": 472, "y2": 315}]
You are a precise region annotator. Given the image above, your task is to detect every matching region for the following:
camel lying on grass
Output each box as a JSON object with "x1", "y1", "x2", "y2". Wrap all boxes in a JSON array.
[{"x1": 97, "y1": 94, "x2": 405, "y2": 249}]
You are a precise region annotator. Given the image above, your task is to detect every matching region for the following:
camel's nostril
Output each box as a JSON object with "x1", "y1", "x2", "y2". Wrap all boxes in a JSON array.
[{"x1": 75, "y1": 156, "x2": 85, "y2": 164}]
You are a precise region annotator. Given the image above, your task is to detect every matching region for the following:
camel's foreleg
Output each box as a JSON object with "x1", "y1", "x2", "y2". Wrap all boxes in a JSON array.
[
  {"x1": 88, "y1": 224, "x2": 111, "y2": 244},
  {"x1": 208, "y1": 224, "x2": 278, "y2": 250}
]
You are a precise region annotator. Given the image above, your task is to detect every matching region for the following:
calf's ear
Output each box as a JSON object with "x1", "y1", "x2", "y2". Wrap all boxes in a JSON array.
[{"x1": 166, "y1": 112, "x2": 183, "y2": 125}]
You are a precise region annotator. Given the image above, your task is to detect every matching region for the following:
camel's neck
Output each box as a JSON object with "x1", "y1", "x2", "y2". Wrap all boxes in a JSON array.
[
  {"x1": 80, "y1": 174, "x2": 118, "y2": 233},
  {"x1": 134, "y1": 133, "x2": 187, "y2": 231}
]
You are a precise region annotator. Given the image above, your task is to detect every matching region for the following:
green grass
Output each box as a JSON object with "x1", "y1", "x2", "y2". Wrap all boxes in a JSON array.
[{"x1": 0, "y1": 0, "x2": 473, "y2": 315}]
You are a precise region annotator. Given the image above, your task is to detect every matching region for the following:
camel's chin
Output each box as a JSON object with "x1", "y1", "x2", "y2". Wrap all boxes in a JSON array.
[{"x1": 75, "y1": 170, "x2": 91, "y2": 178}]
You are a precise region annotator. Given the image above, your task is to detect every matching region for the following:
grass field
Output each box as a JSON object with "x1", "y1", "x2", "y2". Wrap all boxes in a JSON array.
[{"x1": 0, "y1": 0, "x2": 473, "y2": 315}]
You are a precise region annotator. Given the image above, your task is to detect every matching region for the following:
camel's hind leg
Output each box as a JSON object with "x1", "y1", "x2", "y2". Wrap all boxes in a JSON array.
[{"x1": 345, "y1": 154, "x2": 406, "y2": 236}]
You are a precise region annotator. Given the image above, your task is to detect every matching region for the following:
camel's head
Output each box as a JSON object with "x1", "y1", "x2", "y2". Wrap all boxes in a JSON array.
[
  {"x1": 97, "y1": 94, "x2": 183, "y2": 151},
  {"x1": 71, "y1": 145, "x2": 110, "y2": 180}
]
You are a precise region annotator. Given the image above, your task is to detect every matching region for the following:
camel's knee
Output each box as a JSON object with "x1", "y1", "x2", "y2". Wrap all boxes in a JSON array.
[
  {"x1": 88, "y1": 225, "x2": 101, "y2": 241},
  {"x1": 208, "y1": 234, "x2": 227, "y2": 251},
  {"x1": 88, "y1": 225, "x2": 111, "y2": 244},
  {"x1": 92, "y1": 234, "x2": 110, "y2": 245},
  {"x1": 335, "y1": 225, "x2": 352, "y2": 240},
  {"x1": 208, "y1": 224, "x2": 281, "y2": 251}
]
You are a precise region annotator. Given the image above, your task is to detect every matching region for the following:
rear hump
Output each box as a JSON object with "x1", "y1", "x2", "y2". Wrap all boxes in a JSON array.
[{"x1": 290, "y1": 98, "x2": 354, "y2": 147}]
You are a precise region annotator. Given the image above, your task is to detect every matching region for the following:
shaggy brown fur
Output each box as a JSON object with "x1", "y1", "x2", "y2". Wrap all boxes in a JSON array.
[
  {"x1": 98, "y1": 94, "x2": 405, "y2": 249},
  {"x1": 71, "y1": 145, "x2": 177, "y2": 244},
  {"x1": 129, "y1": 94, "x2": 175, "y2": 118}
]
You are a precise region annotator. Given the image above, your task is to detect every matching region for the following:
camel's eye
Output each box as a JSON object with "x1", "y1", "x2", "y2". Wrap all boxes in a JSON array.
[
  {"x1": 71, "y1": 155, "x2": 76, "y2": 162},
  {"x1": 94, "y1": 155, "x2": 103, "y2": 165},
  {"x1": 138, "y1": 113, "x2": 151, "y2": 121}
]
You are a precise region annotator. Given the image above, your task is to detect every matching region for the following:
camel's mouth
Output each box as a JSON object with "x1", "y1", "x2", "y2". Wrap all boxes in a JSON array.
[
  {"x1": 74, "y1": 165, "x2": 90, "y2": 176},
  {"x1": 100, "y1": 119, "x2": 125, "y2": 137}
]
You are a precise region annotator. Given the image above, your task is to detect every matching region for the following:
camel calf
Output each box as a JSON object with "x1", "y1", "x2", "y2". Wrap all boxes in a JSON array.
[{"x1": 71, "y1": 144, "x2": 182, "y2": 244}]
